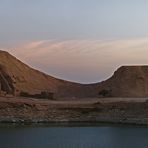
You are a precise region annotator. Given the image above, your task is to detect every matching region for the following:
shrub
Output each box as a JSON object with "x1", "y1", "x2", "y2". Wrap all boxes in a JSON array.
[
  {"x1": 99, "y1": 89, "x2": 112, "y2": 97},
  {"x1": 20, "y1": 91, "x2": 54, "y2": 100},
  {"x1": 20, "y1": 91, "x2": 30, "y2": 97}
]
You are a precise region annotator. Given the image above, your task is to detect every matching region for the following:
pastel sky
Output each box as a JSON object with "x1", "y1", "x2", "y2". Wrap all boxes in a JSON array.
[{"x1": 1, "y1": 1, "x2": 148, "y2": 83}]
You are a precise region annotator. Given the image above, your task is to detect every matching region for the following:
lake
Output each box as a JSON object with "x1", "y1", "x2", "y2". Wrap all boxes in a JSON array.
[{"x1": 0, "y1": 123, "x2": 148, "y2": 148}]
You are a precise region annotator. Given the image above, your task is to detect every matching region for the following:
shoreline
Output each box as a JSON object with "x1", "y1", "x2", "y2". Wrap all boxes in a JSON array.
[
  {"x1": 0, "y1": 97, "x2": 148, "y2": 126},
  {"x1": 0, "y1": 120, "x2": 148, "y2": 127}
]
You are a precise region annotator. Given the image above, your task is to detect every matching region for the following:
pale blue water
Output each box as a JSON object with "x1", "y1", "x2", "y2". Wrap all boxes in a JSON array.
[{"x1": 0, "y1": 123, "x2": 148, "y2": 148}]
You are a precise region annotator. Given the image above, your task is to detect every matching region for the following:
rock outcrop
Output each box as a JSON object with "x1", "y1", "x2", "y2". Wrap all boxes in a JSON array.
[{"x1": 0, "y1": 65, "x2": 14, "y2": 94}]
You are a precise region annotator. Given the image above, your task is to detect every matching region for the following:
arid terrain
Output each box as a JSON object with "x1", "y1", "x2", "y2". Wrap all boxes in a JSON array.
[
  {"x1": 0, "y1": 96, "x2": 148, "y2": 125},
  {"x1": 1, "y1": 50, "x2": 148, "y2": 99},
  {"x1": 1, "y1": 50, "x2": 148, "y2": 124}
]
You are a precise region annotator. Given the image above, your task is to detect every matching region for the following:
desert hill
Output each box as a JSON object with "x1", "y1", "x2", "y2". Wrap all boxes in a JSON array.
[
  {"x1": 98, "y1": 66, "x2": 148, "y2": 97},
  {"x1": 1, "y1": 50, "x2": 148, "y2": 99},
  {"x1": 0, "y1": 50, "x2": 97, "y2": 99}
]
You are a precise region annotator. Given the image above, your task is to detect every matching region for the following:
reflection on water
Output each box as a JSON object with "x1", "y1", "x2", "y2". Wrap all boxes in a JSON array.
[{"x1": 0, "y1": 123, "x2": 147, "y2": 148}]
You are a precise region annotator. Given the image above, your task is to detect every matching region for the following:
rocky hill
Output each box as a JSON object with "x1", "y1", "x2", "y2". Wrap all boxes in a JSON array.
[
  {"x1": 1, "y1": 50, "x2": 148, "y2": 99},
  {"x1": 98, "y1": 66, "x2": 148, "y2": 97},
  {"x1": 0, "y1": 50, "x2": 97, "y2": 99}
]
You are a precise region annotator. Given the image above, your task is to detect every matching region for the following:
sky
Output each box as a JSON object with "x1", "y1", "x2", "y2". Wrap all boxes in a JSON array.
[{"x1": 1, "y1": 0, "x2": 148, "y2": 83}]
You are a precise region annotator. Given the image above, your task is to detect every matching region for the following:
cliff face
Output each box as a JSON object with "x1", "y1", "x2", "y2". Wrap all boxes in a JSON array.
[
  {"x1": 0, "y1": 65, "x2": 14, "y2": 94},
  {"x1": 1, "y1": 50, "x2": 148, "y2": 99}
]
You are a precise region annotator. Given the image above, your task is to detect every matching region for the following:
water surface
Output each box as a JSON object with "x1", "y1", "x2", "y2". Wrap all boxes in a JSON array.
[{"x1": 0, "y1": 123, "x2": 147, "y2": 148}]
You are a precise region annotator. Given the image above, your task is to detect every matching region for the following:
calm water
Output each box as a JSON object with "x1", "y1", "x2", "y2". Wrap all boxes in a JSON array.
[{"x1": 0, "y1": 123, "x2": 148, "y2": 148}]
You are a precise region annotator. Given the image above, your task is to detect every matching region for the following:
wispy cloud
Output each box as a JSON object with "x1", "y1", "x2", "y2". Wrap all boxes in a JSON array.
[{"x1": 2, "y1": 38, "x2": 148, "y2": 83}]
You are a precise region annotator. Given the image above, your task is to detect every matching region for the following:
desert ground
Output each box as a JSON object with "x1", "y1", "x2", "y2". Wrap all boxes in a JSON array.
[
  {"x1": 1, "y1": 51, "x2": 148, "y2": 125},
  {"x1": 0, "y1": 96, "x2": 148, "y2": 125}
]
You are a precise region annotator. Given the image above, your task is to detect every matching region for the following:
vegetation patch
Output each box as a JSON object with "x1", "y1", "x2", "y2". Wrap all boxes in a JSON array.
[{"x1": 20, "y1": 91, "x2": 54, "y2": 100}]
